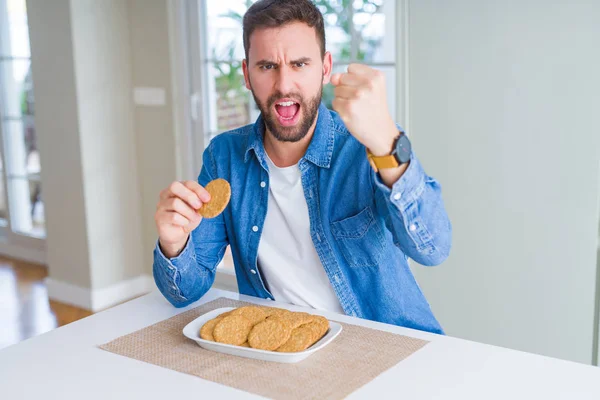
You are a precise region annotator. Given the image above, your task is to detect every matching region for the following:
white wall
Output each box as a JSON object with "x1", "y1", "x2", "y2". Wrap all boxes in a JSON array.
[
  {"x1": 128, "y1": 0, "x2": 177, "y2": 277},
  {"x1": 408, "y1": 0, "x2": 600, "y2": 364},
  {"x1": 26, "y1": 0, "x2": 166, "y2": 310},
  {"x1": 70, "y1": 0, "x2": 145, "y2": 288},
  {"x1": 27, "y1": 0, "x2": 91, "y2": 288}
]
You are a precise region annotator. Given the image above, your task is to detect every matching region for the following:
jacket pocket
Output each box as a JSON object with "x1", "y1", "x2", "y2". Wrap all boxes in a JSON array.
[{"x1": 330, "y1": 206, "x2": 385, "y2": 268}]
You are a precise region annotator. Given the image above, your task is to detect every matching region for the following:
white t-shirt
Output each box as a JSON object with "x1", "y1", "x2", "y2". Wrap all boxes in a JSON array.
[{"x1": 257, "y1": 155, "x2": 345, "y2": 314}]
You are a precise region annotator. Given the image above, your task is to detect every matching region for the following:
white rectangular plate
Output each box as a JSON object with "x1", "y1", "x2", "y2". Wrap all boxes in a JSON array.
[{"x1": 182, "y1": 307, "x2": 343, "y2": 363}]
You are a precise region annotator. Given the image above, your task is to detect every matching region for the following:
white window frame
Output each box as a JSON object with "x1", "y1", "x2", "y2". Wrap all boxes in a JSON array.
[{"x1": 0, "y1": 0, "x2": 45, "y2": 264}]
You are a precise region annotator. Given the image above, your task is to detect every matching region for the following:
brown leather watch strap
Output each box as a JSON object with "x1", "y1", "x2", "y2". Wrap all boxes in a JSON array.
[{"x1": 366, "y1": 148, "x2": 400, "y2": 172}]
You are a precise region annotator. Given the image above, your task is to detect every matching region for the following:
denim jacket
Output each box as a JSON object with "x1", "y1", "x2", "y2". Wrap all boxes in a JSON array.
[{"x1": 153, "y1": 103, "x2": 452, "y2": 334}]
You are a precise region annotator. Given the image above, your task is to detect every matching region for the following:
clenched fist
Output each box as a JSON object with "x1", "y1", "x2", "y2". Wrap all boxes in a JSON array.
[
  {"x1": 331, "y1": 64, "x2": 399, "y2": 156},
  {"x1": 155, "y1": 180, "x2": 211, "y2": 258}
]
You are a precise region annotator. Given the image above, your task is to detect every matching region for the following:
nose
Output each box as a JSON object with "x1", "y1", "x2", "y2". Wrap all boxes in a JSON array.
[{"x1": 274, "y1": 65, "x2": 294, "y2": 95}]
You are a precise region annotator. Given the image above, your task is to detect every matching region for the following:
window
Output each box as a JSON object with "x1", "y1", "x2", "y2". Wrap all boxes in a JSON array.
[
  {"x1": 184, "y1": 0, "x2": 397, "y2": 275},
  {"x1": 0, "y1": 0, "x2": 45, "y2": 241}
]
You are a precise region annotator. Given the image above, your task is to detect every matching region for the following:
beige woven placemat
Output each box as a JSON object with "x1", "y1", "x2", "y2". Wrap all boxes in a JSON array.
[{"x1": 99, "y1": 297, "x2": 429, "y2": 399}]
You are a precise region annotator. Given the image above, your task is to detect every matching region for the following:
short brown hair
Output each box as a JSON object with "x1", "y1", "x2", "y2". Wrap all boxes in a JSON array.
[{"x1": 243, "y1": 0, "x2": 326, "y2": 60}]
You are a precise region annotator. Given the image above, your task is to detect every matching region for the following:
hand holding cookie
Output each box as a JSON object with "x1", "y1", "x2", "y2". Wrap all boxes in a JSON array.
[{"x1": 155, "y1": 178, "x2": 231, "y2": 258}]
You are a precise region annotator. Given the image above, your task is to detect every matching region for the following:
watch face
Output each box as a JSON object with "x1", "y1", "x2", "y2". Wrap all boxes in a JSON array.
[{"x1": 395, "y1": 134, "x2": 411, "y2": 163}]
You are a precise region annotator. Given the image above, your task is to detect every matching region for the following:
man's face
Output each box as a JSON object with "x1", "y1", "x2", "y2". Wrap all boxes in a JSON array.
[{"x1": 243, "y1": 22, "x2": 332, "y2": 142}]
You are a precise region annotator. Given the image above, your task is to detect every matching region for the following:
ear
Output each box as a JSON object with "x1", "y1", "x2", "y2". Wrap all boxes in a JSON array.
[
  {"x1": 322, "y1": 51, "x2": 333, "y2": 85},
  {"x1": 242, "y1": 59, "x2": 251, "y2": 90}
]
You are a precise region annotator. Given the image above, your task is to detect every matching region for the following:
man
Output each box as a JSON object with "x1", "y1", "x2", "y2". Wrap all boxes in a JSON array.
[{"x1": 153, "y1": 0, "x2": 451, "y2": 334}]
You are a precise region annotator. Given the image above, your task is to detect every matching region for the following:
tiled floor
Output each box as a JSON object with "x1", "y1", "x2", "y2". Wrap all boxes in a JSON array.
[{"x1": 0, "y1": 256, "x2": 92, "y2": 350}]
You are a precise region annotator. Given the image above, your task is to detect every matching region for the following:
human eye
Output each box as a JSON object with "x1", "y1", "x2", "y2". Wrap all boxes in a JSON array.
[{"x1": 260, "y1": 63, "x2": 276, "y2": 70}]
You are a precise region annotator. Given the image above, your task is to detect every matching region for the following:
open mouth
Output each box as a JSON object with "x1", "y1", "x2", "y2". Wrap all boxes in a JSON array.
[{"x1": 274, "y1": 99, "x2": 300, "y2": 126}]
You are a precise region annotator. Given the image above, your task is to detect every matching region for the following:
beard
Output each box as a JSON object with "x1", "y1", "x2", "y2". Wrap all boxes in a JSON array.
[{"x1": 250, "y1": 85, "x2": 322, "y2": 143}]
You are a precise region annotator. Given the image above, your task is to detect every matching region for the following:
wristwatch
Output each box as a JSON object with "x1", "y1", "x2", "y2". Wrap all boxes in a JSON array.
[{"x1": 366, "y1": 131, "x2": 411, "y2": 172}]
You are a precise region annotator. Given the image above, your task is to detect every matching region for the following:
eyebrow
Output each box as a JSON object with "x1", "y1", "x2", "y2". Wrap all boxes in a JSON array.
[
  {"x1": 290, "y1": 57, "x2": 312, "y2": 64},
  {"x1": 254, "y1": 57, "x2": 312, "y2": 67}
]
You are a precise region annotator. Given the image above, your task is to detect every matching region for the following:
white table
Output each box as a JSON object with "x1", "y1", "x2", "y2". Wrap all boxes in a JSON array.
[{"x1": 1, "y1": 288, "x2": 599, "y2": 399}]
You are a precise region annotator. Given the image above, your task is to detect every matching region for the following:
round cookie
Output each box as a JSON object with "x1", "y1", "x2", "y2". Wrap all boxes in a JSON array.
[
  {"x1": 199, "y1": 317, "x2": 222, "y2": 341},
  {"x1": 239, "y1": 342, "x2": 250, "y2": 347},
  {"x1": 285, "y1": 312, "x2": 315, "y2": 329},
  {"x1": 266, "y1": 315, "x2": 294, "y2": 333},
  {"x1": 230, "y1": 306, "x2": 267, "y2": 326},
  {"x1": 257, "y1": 306, "x2": 280, "y2": 317},
  {"x1": 212, "y1": 315, "x2": 252, "y2": 346},
  {"x1": 312, "y1": 315, "x2": 330, "y2": 336},
  {"x1": 266, "y1": 308, "x2": 292, "y2": 319},
  {"x1": 248, "y1": 318, "x2": 292, "y2": 351},
  {"x1": 302, "y1": 317, "x2": 330, "y2": 345},
  {"x1": 198, "y1": 178, "x2": 231, "y2": 218},
  {"x1": 276, "y1": 326, "x2": 315, "y2": 353}
]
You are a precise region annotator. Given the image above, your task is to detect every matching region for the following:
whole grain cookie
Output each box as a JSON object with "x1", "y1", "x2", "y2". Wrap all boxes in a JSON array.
[
  {"x1": 257, "y1": 306, "x2": 280, "y2": 317},
  {"x1": 276, "y1": 325, "x2": 315, "y2": 353},
  {"x1": 302, "y1": 317, "x2": 330, "y2": 345},
  {"x1": 212, "y1": 315, "x2": 252, "y2": 346},
  {"x1": 313, "y1": 315, "x2": 330, "y2": 336},
  {"x1": 199, "y1": 317, "x2": 223, "y2": 341},
  {"x1": 231, "y1": 306, "x2": 267, "y2": 326},
  {"x1": 285, "y1": 312, "x2": 315, "y2": 329},
  {"x1": 240, "y1": 342, "x2": 250, "y2": 347},
  {"x1": 299, "y1": 321, "x2": 318, "y2": 343},
  {"x1": 198, "y1": 178, "x2": 231, "y2": 218},
  {"x1": 266, "y1": 308, "x2": 292, "y2": 319},
  {"x1": 248, "y1": 318, "x2": 292, "y2": 350},
  {"x1": 266, "y1": 315, "x2": 294, "y2": 333}
]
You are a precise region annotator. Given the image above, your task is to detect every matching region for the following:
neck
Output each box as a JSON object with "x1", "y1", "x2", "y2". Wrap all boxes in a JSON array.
[{"x1": 263, "y1": 111, "x2": 319, "y2": 168}]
